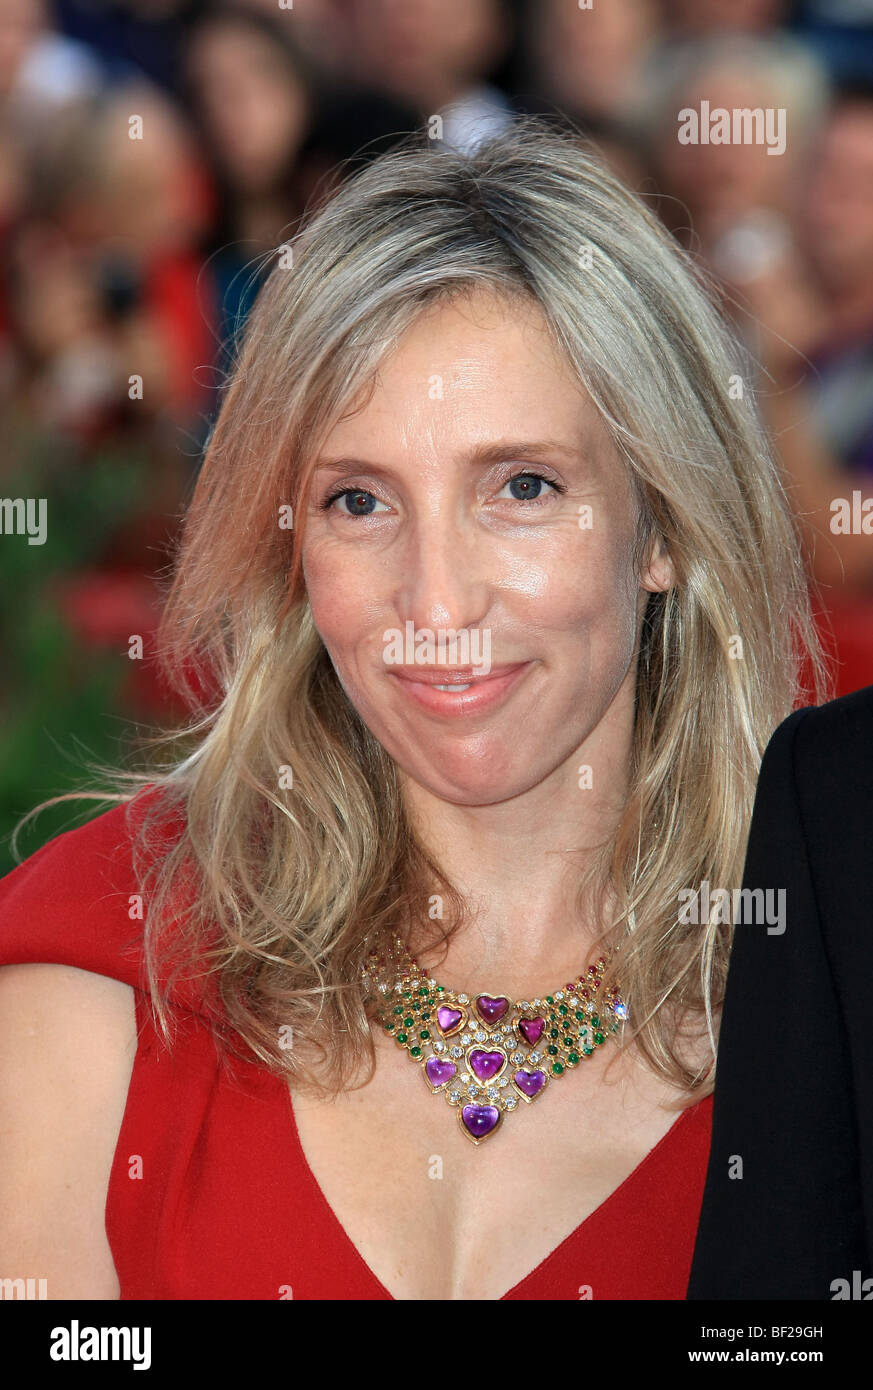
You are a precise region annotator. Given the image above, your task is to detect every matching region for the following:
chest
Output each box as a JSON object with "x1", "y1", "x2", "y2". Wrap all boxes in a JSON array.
[{"x1": 290, "y1": 1030, "x2": 686, "y2": 1300}]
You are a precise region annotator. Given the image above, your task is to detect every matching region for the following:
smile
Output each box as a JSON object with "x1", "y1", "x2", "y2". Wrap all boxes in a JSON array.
[{"x1": 388, "y1": 663, "x2": 532, "y2": 717}]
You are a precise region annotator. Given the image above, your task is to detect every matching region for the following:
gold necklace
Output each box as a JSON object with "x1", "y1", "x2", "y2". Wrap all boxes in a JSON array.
[{"x1": 362, "y1": 935, "x2": 627, "y2": 1145}]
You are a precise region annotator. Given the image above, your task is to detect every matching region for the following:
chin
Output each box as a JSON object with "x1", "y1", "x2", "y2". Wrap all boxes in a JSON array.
[{"x1": 401, "y1": 753, "x2": 546, "y2": 807}]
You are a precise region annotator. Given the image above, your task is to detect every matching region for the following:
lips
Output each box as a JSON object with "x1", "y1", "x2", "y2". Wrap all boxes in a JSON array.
[
  {"x1": 387, "y1": 662, "x2": 533, "y2": 717},
  {"x1": 387, "y1": 664, "x2": 525, "y2": 685}
]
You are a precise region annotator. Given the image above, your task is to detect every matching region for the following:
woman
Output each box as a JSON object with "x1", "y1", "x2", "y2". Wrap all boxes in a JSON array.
[{"x1": 0, "y1": 121, "x2": 825, "y2": 1300}]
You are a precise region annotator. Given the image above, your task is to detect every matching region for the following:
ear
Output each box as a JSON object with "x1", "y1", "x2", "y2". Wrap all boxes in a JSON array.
[{"x1": 640, "y1": 534, "x2": 674, "y2": 594}]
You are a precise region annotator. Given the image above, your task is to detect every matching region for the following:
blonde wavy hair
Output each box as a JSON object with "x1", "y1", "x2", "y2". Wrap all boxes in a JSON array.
[{"x1": 18, "y1": 119, "x2": 828, "y2": 1102}]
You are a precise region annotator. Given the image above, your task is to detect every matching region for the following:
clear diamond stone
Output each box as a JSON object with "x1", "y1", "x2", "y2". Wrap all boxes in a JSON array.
[
  {"x1": 529, "y1": 1050, "x2": 542, "y2": 1064},
  {"x1": 487, "y1": 1087, "x2": 499, "y2": 1101},
  {"x1": 450, "y1": 1046, "x2": 463, "y2": 1059},
  {"x1": 510, "y1": 1050, "x2": 524, "y2": 1064},
  {"x1": 432, "y1": 1040, "x2": 445, "y2": 1053},
  {"x1": 555, "y1": 991, "x2": 564, "y2": 1000},
  {"x1": 458, "y1": 993, "x2": 469, "y2": 1004},
  {"x1": 460, "y1": 1033, "x2": 472, "y2": 1046},
  {"x1": 518, "y1": 1001, "x2": 529, "y2": 1011},
  {"x1": 475, "y1": 1030, "x2": 487, "y2": 1042},
  {"x1": 490, "y1": 1034, "x2": 502, "y2": 1045},
  {"x1": 378, "y1": 982, "x2": 388, "y2": 994},
  {"x1": 504, "y1": 1095, "x2": 518, "y2": 1110},
  {"x1": 447, "y1": 1090, "x2": 461, "y2": 1105},
  {"x1": 469, "y1": 1086, "x2": 480, "y2": 1099}
]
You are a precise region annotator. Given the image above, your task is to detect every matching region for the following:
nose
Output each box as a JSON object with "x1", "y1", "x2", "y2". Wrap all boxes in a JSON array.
[{"x1": 397, "y1": 511, "x2": 492, "y2": 637}]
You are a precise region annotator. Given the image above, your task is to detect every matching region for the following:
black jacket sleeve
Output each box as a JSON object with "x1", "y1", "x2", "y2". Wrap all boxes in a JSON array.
[{"x1": 687, "y1": 684, "x2": 873, "y2": 1299}]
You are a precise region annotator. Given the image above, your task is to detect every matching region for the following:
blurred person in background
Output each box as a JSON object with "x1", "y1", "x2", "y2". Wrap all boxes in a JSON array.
[
  {"x1": 182, "y1": 4, "x2": 313, "y2": 374},
  {"x1": 521, "y1": 0, "x2": 660, "y2": 130},
  {"x1": 2, "y1": 78, "x2": 215, "y2": 441},
  {"x1": 514, "y1": 0, "x2": 659, "y2": 189},
  {"x1": 643, "y1": 32, "x2": 829, "y2": 270},
  {"x1": 0, "y1": 73, "x2": 217, "y2": 781},
  {"x1": 640, "y1": 32, "x2": 873, "y2": 690},
  {"x1": 734, "y1": 75, "x2": 873, "y2": 690},
  {"x1": 347, "y1": 0, "x2": 515, "y2": 152}
]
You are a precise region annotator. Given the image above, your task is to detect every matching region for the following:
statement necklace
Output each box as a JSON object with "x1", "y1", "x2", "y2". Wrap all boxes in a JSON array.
[{"x1": 363, "y1": 935, "x2": 628, "y2": 1145}]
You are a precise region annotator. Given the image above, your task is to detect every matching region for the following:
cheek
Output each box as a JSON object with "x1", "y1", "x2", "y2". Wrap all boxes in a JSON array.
[
  {"x1": 301, "y1": 540, "x2": 386, "y2": 668},
  {"x1": 301, "y1": 543, "x2": 351, "y2": 645},
  {"x1": 512, "y1": 529, "x2": 639, "y2": 645}
]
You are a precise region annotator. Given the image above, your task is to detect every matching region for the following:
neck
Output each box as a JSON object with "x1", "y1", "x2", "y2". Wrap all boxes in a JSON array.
[{"x1": 398, "y1": 725, "x2": 632, "y2": 999}]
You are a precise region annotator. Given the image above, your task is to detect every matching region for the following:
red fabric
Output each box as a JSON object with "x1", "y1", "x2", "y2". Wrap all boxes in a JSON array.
[{"x1": 0, "y1": 798, "x2": 713, "y2": 1300}]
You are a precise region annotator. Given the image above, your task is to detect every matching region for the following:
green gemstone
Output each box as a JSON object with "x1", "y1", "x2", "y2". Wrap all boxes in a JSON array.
[
  {"x1": 419, "y1": 1030, "x2": 430, "y2": 1040},
  {"x1": 546, "y1": 996, "x2": 554, "y2": 1005},
  {"x1": 396, "y1": 1032, "x2": 408, "y2": 1044},
  {"x1": 547, "y1": 1045, "x2": 558, "y2": 1056},
  {"x1": 558, "y1": 1004, "x2": 568, "y2": 1015},
  {"x1": 418, "y1": 986, "x2": 428, "y2": 995},
  {"x1": 575, "y1": 1011, "x2": 585, "y2": 1022},
  {"x1": 568, "y1": 1052, "x2": 580, "y2": 1065},
  {"x1": 393, "y1": 1005, "x2": 403, "y2": 1016},
  {"x1": 403, "y1": 1016, "x2": 414, "y2": 1027},
  {"x1": 548, "y1": 1011, "x2": 557, "y2": 1021},
  {"x1": 594, "y1": 1032, "x2": 604, "y2": 1045},
  {"x1": 582, "y1": 1045, "x2": 593, "y2": 1056},
  {"x1": 549, "y1": 1028, "x2": 559, "y2": 1039},
  {"x1": 436, "y1": 985, "x2": 445, "y2": 992},
  {"x1": 551, "y1": 1062, "x2": 565, "y2": 1076},
  {"x1": 409, "y1": 1046, "x2": 422, "y2": 1057},
  {"x1": 591, "y1": 1015, "x2": 600, "y2": 1027},
  {"x1": 402, "y1": 990, "x2": 412, "y2": 999},
  {"x1": 385, "y1": 1021, "x2": 395, "y2": 1031},
  {"x1": 563, "y1": 1036, "x2": 574, "y2": 1047}
]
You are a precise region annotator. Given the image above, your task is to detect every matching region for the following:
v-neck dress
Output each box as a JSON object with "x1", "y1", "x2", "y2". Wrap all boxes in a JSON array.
[{"x1": 0, "y1": 795, "x2": 713, "y2": 1300}]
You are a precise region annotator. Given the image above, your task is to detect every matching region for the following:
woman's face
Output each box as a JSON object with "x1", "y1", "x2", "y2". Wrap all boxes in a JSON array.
[{"x1": 301, "y1": 288, "x2": 671, "y2": 808}]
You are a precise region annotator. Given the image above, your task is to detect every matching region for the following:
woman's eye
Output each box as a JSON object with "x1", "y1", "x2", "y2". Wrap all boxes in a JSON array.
[
  {"x1": 323, "y1": 488, "x2": 390, "y2": 517},
  {"x1": 320, "y1": 472, "x2": 565, "y2": 516},
  {"x1": 497, "y1": 472, "x2": 562, "y2": 502}
]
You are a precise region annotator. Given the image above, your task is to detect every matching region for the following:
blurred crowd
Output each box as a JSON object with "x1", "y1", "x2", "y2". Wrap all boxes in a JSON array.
[{"x1": 1, "y1": 0, "x2": 873, "y2": 827}]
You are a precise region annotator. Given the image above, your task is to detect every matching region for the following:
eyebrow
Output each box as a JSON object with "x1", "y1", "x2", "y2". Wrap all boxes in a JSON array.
[{"x1": 311, "y1": 439, "x2": 585, "y2": 476}]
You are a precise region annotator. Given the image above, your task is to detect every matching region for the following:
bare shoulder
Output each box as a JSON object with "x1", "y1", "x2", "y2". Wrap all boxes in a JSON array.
[{"x1": 0, "y1": 963, "x2": 138, "y2": 1299}]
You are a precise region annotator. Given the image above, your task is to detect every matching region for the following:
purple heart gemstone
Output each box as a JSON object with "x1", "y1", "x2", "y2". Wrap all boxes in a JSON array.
[
  {"x1": 424, "y1": 1056, "x2": 457, "y2": 1089},
  {"x1": 476, "y1": 994, "x2": 509, "y2": 1024},
  {"x1": 518, "y1": 1016, "x2": 545, "y2": 1047},
  {"x1": 469, "y1": 1048, "x2": 505, "y2": 1082},
  {"x1": 460, "y1": 1104, "x2": 501, "y2": 1141},
  {"x1": 436, "y1": 1005, "x2": 463, "y2": 1035},
  {"x1": 513, "y1": 1068, "x2": 546, "y2": 1099}
]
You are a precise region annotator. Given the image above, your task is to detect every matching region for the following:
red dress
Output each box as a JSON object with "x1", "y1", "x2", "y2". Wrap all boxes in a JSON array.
[{"x1": 0, "y1": 796, "x2": 713, "y2": 1300}]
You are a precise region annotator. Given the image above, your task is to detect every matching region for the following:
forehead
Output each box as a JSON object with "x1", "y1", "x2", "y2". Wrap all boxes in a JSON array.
[{"x1": 323, "y1": 287, "x2": 606, "y2": 455}]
